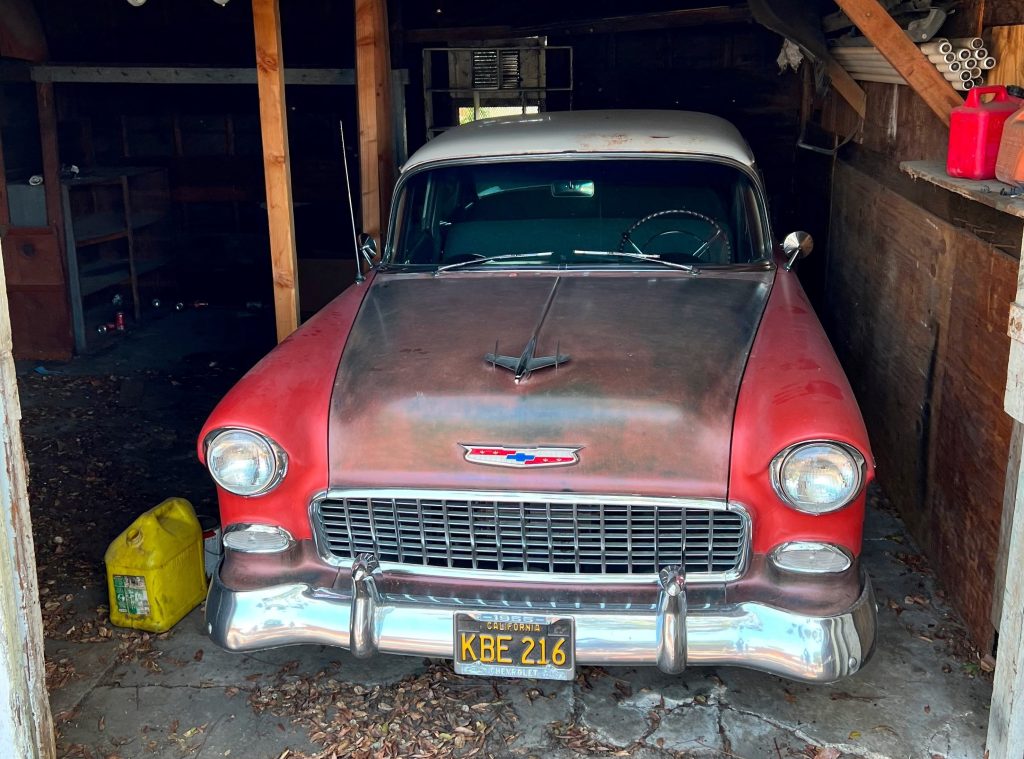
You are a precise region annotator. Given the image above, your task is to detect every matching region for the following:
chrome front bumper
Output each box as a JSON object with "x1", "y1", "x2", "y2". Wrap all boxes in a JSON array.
[{"x1": 206, "y1": 555, "x2": 877, "y2": 683}]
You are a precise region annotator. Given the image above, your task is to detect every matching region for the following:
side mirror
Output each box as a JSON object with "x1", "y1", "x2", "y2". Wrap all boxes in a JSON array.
[
  {"x1": 357, "y1": 233, "x2": 378, "y2": 267},
  {"x1": 782, "y1": 231, "x2": 814, "y2": 271},
  {"x1": 355, "y1": 233, "x2": 378, "y2": 282}
]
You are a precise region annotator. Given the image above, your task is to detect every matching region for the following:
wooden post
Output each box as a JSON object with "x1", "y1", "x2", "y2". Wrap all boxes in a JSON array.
[
  {"x1": 252, "y1": 0, "x2": 299, "y2": 341},
  {"x1": 831, "y1": 0, "x2": 962, "y2": 125},
  {"x1": 355, "y1": 0, "x2": 396, "y2": 243},
  {"x1": 991, "y1": 230, "x2": 1024, "y2": 758},
  {"x1": 0, "y1": 242, "x2": 56, "y2": 759}
]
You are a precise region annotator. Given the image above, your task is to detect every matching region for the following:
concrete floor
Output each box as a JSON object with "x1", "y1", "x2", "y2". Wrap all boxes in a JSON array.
[
  {"x1": 46, "y1": 503, "x2": 993, "y2": 759},
  {"x1": 22, "y1": 309, "x2": 993, "y2": 758}
]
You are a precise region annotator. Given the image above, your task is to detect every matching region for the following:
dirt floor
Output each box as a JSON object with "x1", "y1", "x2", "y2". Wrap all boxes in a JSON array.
[{"x1": 17, "y1": 306, "x2": 995, "y2": 759}]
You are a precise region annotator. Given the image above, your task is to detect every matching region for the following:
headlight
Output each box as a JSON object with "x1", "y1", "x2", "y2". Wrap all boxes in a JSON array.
[
  {"x1": 771, "y1": 441, "x2": 864, "y2": 514},
  {"x1": 205, "y1": 428, "x2": 287, "y2": 496}
]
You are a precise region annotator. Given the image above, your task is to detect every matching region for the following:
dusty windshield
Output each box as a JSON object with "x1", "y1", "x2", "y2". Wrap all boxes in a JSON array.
[{"x1": 388, "y1": 159, "x2": 768, "y2": 270}]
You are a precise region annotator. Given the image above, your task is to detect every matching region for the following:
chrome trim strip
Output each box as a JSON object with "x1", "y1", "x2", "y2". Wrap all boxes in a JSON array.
[
  {"x1": 308, "y1": 490, "x2": 751, "y2": 585},
  {"x1": 206, "y1": 567, "x2": 877, "y2": 683}
]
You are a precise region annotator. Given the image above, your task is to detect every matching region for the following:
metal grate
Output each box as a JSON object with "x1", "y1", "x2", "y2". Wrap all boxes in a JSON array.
[
  {"x1": 313, "y1": 494, "x2": 746, "y2": 576},
  {"x1": 471, "y1": 49, "x2": 521, "y2": 90}
]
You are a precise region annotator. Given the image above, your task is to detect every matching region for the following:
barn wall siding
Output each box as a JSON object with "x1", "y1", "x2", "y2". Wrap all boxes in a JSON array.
[{"x1": 827, "y1": 161, "x2": 1016, "y2": 649}]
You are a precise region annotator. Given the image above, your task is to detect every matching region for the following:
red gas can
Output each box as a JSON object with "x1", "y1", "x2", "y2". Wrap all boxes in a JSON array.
[{"x1": 948, "y1": 86, "x2": 1024, "y2": 180}]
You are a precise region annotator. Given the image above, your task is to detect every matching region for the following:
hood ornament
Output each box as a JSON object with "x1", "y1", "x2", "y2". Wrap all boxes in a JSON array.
[
  {"x1": 485, "y1": 277, "x2": 569, "y2": 383},
  {"x1": 461, "y1": 445, "x2": 581, "y2": 468},
  {"x1": 486, "y1": 337, "x2": 569, "y2": 384}
]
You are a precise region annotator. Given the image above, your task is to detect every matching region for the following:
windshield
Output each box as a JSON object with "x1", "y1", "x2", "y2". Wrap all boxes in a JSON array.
[{"x1": 388, "y1": 158, "x2": 768, "y2": 270}]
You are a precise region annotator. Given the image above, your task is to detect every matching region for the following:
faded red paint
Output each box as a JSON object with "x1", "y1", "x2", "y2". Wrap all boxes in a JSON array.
[
  {"x1": 728, "y1": 254, "x2": 874, "y2": 557},
  {"x1": 197, "y1": 272, "x2": 375, "y2": 540},
  {"x1": 327, "y1": 270, "x2": 770, "y2": 498}
]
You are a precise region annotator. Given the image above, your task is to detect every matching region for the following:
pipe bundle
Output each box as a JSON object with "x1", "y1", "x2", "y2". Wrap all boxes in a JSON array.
[{"x1": 831, "y1": 37, "x2": 996, "y2": 92}]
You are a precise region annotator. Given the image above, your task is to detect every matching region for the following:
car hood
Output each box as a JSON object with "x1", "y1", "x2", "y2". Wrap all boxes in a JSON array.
[{"x1": 328, "y1": 270, "x2": 772, "y2": 498}]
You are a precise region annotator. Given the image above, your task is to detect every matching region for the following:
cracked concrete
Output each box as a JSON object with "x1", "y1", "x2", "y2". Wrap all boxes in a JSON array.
[{"x1": 47, "y1": 503, "x2": 992, "y2": 758}]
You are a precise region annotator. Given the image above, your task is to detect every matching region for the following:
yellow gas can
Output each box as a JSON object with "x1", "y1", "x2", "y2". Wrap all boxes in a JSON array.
[{"x1": 105, "y1": 497, "x2": 207, "y2": 632}]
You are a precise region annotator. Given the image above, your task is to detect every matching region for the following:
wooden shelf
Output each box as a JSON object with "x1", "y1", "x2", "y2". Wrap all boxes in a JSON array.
[
  {"x1": 73, "y1": 212, "x2": 129, "y2": 246},
  {"x1": 900, "y1": 161, "x2": 1024, "y2": 220},
  {"x1": 62, "y1": 167, "x2": 173, "y2": 352}
]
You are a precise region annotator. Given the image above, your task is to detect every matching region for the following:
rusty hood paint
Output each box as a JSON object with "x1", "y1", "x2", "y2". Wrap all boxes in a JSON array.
[{"x1": 328, "y1": 270, "x2": 772, "y2": 498}]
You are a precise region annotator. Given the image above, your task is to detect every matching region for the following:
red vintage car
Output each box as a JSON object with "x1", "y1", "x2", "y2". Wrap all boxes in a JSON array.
[{"x1": 200, "y1": 110, "x2": 877, "y2": 683}]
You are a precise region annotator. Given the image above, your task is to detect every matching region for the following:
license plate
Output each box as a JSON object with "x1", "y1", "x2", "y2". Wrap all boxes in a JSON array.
[{"x1": 453, "y1": 612, "x2": 575, "y2": 681}]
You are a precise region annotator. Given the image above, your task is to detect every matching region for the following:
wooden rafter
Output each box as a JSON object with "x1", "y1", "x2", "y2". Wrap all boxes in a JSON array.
[
  {"x1": 355, "y1": 0, "x2": 395, "y2": 243},
  {"x1": 832, "y1": 0, "x2": 962, "y2": 125},
  {"x1": 404, "y1": 5, "x2": 751, "y2": 43},
  {"x1": 252, "y1": 0, "x2": 300, "y2": 341}
]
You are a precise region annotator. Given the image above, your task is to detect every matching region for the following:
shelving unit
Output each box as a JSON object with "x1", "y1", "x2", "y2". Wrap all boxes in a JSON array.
[{"x1": 61, "y1": 167, "x2": 172, "y2": 352}]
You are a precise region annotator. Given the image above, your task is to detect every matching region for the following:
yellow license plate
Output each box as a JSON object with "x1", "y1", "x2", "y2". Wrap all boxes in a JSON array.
[{"x1": 453, "y1": 613, "x2": 575, "y2": 681}]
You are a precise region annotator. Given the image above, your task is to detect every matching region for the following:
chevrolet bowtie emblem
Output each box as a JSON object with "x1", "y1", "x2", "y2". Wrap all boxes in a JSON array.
[
  {"x1": 461, "y1": 445, "x2": 581, "y2": 468},
  {"x1": 485, "y1": 277, "x2": 569, "y2": 383}
]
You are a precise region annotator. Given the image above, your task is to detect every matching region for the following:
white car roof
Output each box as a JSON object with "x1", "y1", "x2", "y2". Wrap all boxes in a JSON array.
[{"x1": 402, "y1": 110, "x2": 756, "y2": 173}]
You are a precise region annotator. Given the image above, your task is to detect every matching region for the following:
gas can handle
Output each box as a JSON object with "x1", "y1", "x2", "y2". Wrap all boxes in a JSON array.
[{"x1": 966, "y1": 86, "x2": 1009, "y2": 107}]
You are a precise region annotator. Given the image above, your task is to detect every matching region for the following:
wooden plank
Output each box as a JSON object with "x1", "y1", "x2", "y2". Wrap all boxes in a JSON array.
[
  {"x1": 252, "y1": 0, "x2": 300, "y2": 341},
  {"x1": 0, "y1": 241, "x2": 56, "y2": 758},
  {"x1": 825, "y1": 59, "x2": 868, "y2": 119},
  {"x1": 828, "y1": 161, "x2": 1014, "y2": 649},
  {"x1": 986, "y1": 26, "x2": 1024, "y2": 88},
  {"x1": 355, "y1": 0, "x2": 396, "y2": 242},
  {"x1": 832, "y1": 0, "x2": 963, "y2": 125},
  {"x1": 901, "y1": 161, "x2": 1024, "y2": 220},
  {"x1": 25, "y1": 65, "x2": 359, "y2": 86},
  {"x1": 993, "y1": 422, "x2": 1023, "y2": 629},
  {"x1": 404, "y1": 5, "x2": 751, "y2": 42}
]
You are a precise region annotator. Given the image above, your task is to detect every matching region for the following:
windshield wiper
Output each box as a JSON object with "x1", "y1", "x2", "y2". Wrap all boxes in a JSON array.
[
  {"x1": 435, "y1": 252, "x2": 554, "y2": 274},
  {"x1": 572, "y1": 250, "x2": 697, "y2": 273}
]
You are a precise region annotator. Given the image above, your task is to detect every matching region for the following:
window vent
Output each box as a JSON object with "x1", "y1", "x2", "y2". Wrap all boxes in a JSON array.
[{"x1": 472, "y1": 49, "x2": 521, "y2": 90}]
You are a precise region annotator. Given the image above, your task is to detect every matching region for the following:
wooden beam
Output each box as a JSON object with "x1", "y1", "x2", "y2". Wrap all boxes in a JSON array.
[
  {"x1": 252, "y1": 0, "x2": 299, "y2": 341},
  {"x1": 355, "y1": 0, "x2": 396, "y2": 242},
  {"x1": 832, "y1": 0, "x2": 962, "y2": 125},
  {"x1": 26, "y1": 66, "x2": 359, "y2": 86},
  {"x1": 993, "y1": 230, "x2": 1024, "y2": 758},
  {"x1": 825, "y1": 59, "x2": 868, "y2": 119},
  {"x1": 0, "y1": 243, "x2": 56, "y2": 758}
]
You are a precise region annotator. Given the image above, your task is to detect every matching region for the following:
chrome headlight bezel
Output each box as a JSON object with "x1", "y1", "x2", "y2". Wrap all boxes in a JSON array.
[
  {"x1": 204, "y1": 427, "x2": 288, "y2": 497},
  {"x1": 770, "y1": 440, "x2": 866, "y2": 515}
]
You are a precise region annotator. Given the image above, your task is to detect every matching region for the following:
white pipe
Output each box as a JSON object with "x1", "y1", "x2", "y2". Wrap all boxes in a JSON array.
[
  {"x1": 927, "y1": 52, "x2": 957, "y2": 64},
  {"x1": 955, "y1": 48, "x2": 973, "y2": 61},
  {"x1": 920, "y1": 40, "x2": 953, "y2": 55},
  {"x1": 970, "y1": 67, "x2": 982, "y2": 78},
  {"x1": 954, "y1": 80, "x2": 975, "y2": 91},
  {"x1": 974, "y1": 47, "x2": 989, "y2": 59},
  {"x1": 949, "y1": 37, "x2": 984, "y2": 49},
  {"x1": 936, "y1": 61, "x2": 963, "y2": 72},
  {"x1": 979, "y1": 57, "x2": 997, "y2": 70}
]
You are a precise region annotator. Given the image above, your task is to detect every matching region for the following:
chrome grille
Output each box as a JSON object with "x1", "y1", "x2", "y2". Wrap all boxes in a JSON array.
[{"x1": 312, "y1": 492, "x2": 747, "y2": 577}]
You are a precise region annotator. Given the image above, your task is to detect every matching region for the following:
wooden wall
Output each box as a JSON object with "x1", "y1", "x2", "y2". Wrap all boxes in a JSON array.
[{"x1": 822, "y1": 79, "x2": 1023, "y2": 650}]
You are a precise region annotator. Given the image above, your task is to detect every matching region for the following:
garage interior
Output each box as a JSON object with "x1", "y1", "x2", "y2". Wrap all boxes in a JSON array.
[{"x1": 1, "y1": 0, "x2": 1023, "y2": 757}]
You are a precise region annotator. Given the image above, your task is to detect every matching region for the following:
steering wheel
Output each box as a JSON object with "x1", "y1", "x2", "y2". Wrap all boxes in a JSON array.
[{"x1": 619, "y1": 209, "x2": 731, "y2": 262}]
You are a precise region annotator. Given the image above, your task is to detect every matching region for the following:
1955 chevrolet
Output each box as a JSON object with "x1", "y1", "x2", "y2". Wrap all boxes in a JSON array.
[{"x1": 200, "y1": 110, "x2": 877, "y2": 683}]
